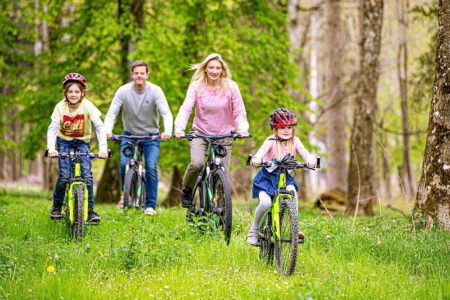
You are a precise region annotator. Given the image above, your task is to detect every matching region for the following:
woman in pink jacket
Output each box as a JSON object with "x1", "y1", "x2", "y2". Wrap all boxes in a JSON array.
[{"x1": 174, "y1": 53, "x2": 249, "y2": 208}]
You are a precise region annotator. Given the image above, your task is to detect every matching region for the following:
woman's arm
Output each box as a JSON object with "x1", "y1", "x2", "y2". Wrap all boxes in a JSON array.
[
  {"x1": 230, "y1": 82, "x2": 249, "y2": 134},
  {"x1": 174, "y1": 84, "x2": 197, "y2": 133}
]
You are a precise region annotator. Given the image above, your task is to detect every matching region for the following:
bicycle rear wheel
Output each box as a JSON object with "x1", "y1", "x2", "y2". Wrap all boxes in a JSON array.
[
  {"x1": 123, "y1": 169, "x2": 137, "y2": 209},
  {"x1": 211, "y1": 169, "x2": 232, "y2": 243},
  {"x1": 274, "y1": 198, "x2": 299, "y2": 275},
  {"x1": 73, "y1": 186, "x2": 85, "y2": 240},
  {"x1": 260, "y1": 212, "x2": 274, "y2": 264}
]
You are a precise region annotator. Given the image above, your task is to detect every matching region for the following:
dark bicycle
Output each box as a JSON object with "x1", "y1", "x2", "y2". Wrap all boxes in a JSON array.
[
  {"x1": 180, "y1": 132, "x2": 251, "y2": 243},
  {"x1": 110, "y1": 134, "x2": 162, "y2": 211},
  {"x1": 246, "y1": 153, "x2": 320, "y2": 275}
]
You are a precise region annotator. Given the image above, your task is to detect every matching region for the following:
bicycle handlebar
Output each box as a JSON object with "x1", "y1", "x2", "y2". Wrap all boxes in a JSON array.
[
  {"x1": 109, "y1": 134, "x2": 164, "y2": 142},
  {"x1": 246, "y1": 154, "x2": 321, "y2": 170},
  {"x1": 178, "y1": 132, "x2": 252, "y2": 141},
  {"x1": 44, "y1": 149, "x2": 112, "y2": 159}
]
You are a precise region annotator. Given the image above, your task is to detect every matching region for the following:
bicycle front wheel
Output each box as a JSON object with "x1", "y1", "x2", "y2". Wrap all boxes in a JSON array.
[
  {"x1": 211, "y1": 169, "x2": 232, "y2": 243},
  {"x1": 73, "y1": 186, "x2": 85, "y2": 240},
  {"x1": 137, "y1": 177, "x2": 146, "y2": 209},
  {"x1": 123, "y1": 169, "x2": 137, "y2": 209},
  {"x1": 274, "y1": 199, "x2": 299, "y2": 275}
]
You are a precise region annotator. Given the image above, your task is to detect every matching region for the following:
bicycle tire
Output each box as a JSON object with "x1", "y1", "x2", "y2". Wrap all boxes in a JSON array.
[
  {"x1": 123, "y1": 169, "x2": 137, "y2": 209},
  {"x1": 259, "y1": 212, "x2": 274, "y2": 264},
  {"x1": 73, "y1": 185, "x2": 85, "y2": 240},
  {"x1": 274, "y1": 198, "x2": 299, "y2": 275},
  {"x1": 188, "y1": 181, "x2": 207, "y2": 223},
  {"x1": 211, "y1": 169, "x2": 232, "y2": 243},
  {"x1": 137, "y1": 177, "x2": 146, "y2": 209}
]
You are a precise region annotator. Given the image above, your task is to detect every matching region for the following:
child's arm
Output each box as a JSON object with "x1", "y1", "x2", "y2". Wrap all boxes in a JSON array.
[
  {"x1": 47, "y1": 120, "x2": 60, "y2": 156},
  {"x1": 92, "y1": 118, "x2": 107, "y2": 156},
  {"x1": 294, "y1": 137, "x2": 315, "y2": 166},
  {"x1": 251, "y1": 137, "x2": 273, "y2": 165}
]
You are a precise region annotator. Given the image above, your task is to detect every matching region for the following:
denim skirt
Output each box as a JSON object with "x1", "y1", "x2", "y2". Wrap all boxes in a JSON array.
[{"x1": 252, "y1": 167, "x2": 298, "y2": 199}]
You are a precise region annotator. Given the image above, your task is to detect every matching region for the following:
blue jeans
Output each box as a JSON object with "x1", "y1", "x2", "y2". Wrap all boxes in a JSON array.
[
  {"x1": 53, "y1": 138, "x2": 95, "y2": 209},
  {"x1": 119, "y1": 131, "x2": 160, "y2": 209}
]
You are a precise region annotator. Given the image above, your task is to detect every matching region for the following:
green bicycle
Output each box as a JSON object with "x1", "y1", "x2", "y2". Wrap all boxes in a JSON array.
[
  {"x1": 246, "y1": 154, "x2": 320, "y2": 275},
  {"x1": 46, "y1": 150, "x2": 109, "y2": 239}
]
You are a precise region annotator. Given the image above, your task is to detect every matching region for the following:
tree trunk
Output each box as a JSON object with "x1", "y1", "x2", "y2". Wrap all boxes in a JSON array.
[
  {"x1": 307, "y1": 10, "x2": 322, "y2": 194},
  {"x1": 346, "y1": 0, "x2": 384, "y2": 216},
  {"x1": 381, "y1": 129, "x2": 392, "y2": 202},
  {"x1": 397, "y1": 0, "x2": 414, "y2": 199},
  {"x1": 415, "y1": 0, "x2": 450, "y2": 231},
  {"x1": 324, "y1": 0, "x2": 347, "y2": 196},
  {"x1": 163, "y1": 166, "x2": 182, "y2": 207}
]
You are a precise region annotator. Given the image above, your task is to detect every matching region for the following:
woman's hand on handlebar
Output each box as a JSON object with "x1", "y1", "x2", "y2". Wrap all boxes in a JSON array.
[
  {"x1": 237, "y1": 130, "x2": 249, "y2": 136},
  {"x1": 174, "y1": 131, "x2": 185, "y2": 140},
  {"x1": 98, "y1": 151, "x2": 108, "y2": 158}
]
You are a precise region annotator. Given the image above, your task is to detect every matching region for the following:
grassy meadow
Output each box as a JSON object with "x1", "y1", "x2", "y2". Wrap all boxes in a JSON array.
[{"x1": 0, "y1": 186, "x2": 448, "y2": 299}]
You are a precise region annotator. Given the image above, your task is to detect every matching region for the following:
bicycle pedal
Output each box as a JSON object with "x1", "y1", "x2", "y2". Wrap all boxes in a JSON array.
[
  {"x1": 50, "y1": 216, "x2": 62, "y2": 220},
  {"x1": 86, "y1": 220, "x2": 100, "y2": 226}
]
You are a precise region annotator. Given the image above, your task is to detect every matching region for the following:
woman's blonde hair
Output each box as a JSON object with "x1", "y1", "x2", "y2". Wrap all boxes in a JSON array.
[
  {"x1": 273, "y1": 128, "x2": 296, "y2": 161},
  {"x1": 189, "y1": 53, "x2": 232, "y2": 96}
]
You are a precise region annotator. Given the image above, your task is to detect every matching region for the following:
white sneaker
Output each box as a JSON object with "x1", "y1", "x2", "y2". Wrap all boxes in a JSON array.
[
  {"x1": 144, "y1": 207, "x2": 156, "y2": 215},
  {"x1": 246, "y1": 228, "x2": 259, "y2": 246}
]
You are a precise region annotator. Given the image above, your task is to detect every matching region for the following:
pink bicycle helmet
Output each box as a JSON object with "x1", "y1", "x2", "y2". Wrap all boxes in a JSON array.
[
  {"x1": 63, "y1": 73, "x2": 88, "y2": 89},
  {"x1": 269, "y1": 108, "x2": 298, "y2": 129}
]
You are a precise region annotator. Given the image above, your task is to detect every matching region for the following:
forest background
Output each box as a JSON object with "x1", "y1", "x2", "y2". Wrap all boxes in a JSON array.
[{"x1": 1, "y1": 0, "x2": 448, "y2": 229}]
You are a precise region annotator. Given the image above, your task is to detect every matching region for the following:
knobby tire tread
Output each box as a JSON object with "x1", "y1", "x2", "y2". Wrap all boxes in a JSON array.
[
  {"x1": 212, "y1": 169, "x2": 232, "y2": 244},
  {"x1": 275, "y1": 199, "x2": 299, "y2": 275},
  {"x1": 74, "y1": 185, "x2": 85, "y2": 240}
]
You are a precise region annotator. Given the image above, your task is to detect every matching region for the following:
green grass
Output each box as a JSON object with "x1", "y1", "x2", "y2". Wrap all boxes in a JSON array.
[{"x1": 0, "y1": 188, "x2": 448, "y2": 299}]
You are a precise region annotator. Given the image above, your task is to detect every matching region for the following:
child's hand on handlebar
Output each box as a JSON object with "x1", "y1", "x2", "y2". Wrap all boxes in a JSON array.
[
  {"x1": 106, "y1": 132, "x2": 113, "y2": 139},
  {"x1": 251, "y1": 157, "x2": 260, "y2": 166},
  {"x1": 49, "y1": 150, "x2": 58, "y2": 157}
]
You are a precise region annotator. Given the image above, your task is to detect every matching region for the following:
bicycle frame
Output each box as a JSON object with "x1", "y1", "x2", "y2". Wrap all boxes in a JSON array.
[{"x1": 260, "y1": 171, "x2": 293, "y2": 248}]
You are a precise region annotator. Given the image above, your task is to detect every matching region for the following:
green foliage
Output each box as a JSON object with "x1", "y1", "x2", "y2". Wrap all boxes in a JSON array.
[
  {"x1": 6, "y1": 0, "x2": 308, "y2": 171},
  {"x1": 0, "y1": 190, "x2": 448, "y2": 298}
]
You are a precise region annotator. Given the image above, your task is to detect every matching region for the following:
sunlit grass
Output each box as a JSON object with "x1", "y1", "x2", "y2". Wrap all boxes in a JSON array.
[{"x1": 0, "y1": 189, "x2": 448, "y2": 299}]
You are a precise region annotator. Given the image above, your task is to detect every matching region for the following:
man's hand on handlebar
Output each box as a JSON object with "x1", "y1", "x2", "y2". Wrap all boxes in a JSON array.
[{"x1": 160, "y1": 132, "x2": 171, "y2": 141}]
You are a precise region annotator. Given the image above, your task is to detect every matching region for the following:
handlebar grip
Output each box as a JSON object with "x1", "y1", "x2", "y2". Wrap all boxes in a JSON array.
[
  {"x1": 317, "y1": 156, "x2": 321, "y2": 168},
  {"x1": 44, "y1": 149, "x2": 49, "y2": 158},
  {"x1": 108, "y1": 149, "x2": 112, "y2": 158},
  {"x1": 246, "y1": 154, "x2": 253, "y2": 166}
]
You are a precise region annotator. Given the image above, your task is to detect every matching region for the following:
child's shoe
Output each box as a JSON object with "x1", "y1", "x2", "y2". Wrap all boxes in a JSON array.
[
  {"x1": 88, "y1": 209, "x2": 101, "y2": 222},
  {"x1": 246, "y1": 228, "x2": 259, "y2": 246},
  {"x1": 50, "y1": 203, "x2": 63, "y2": 218}
]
